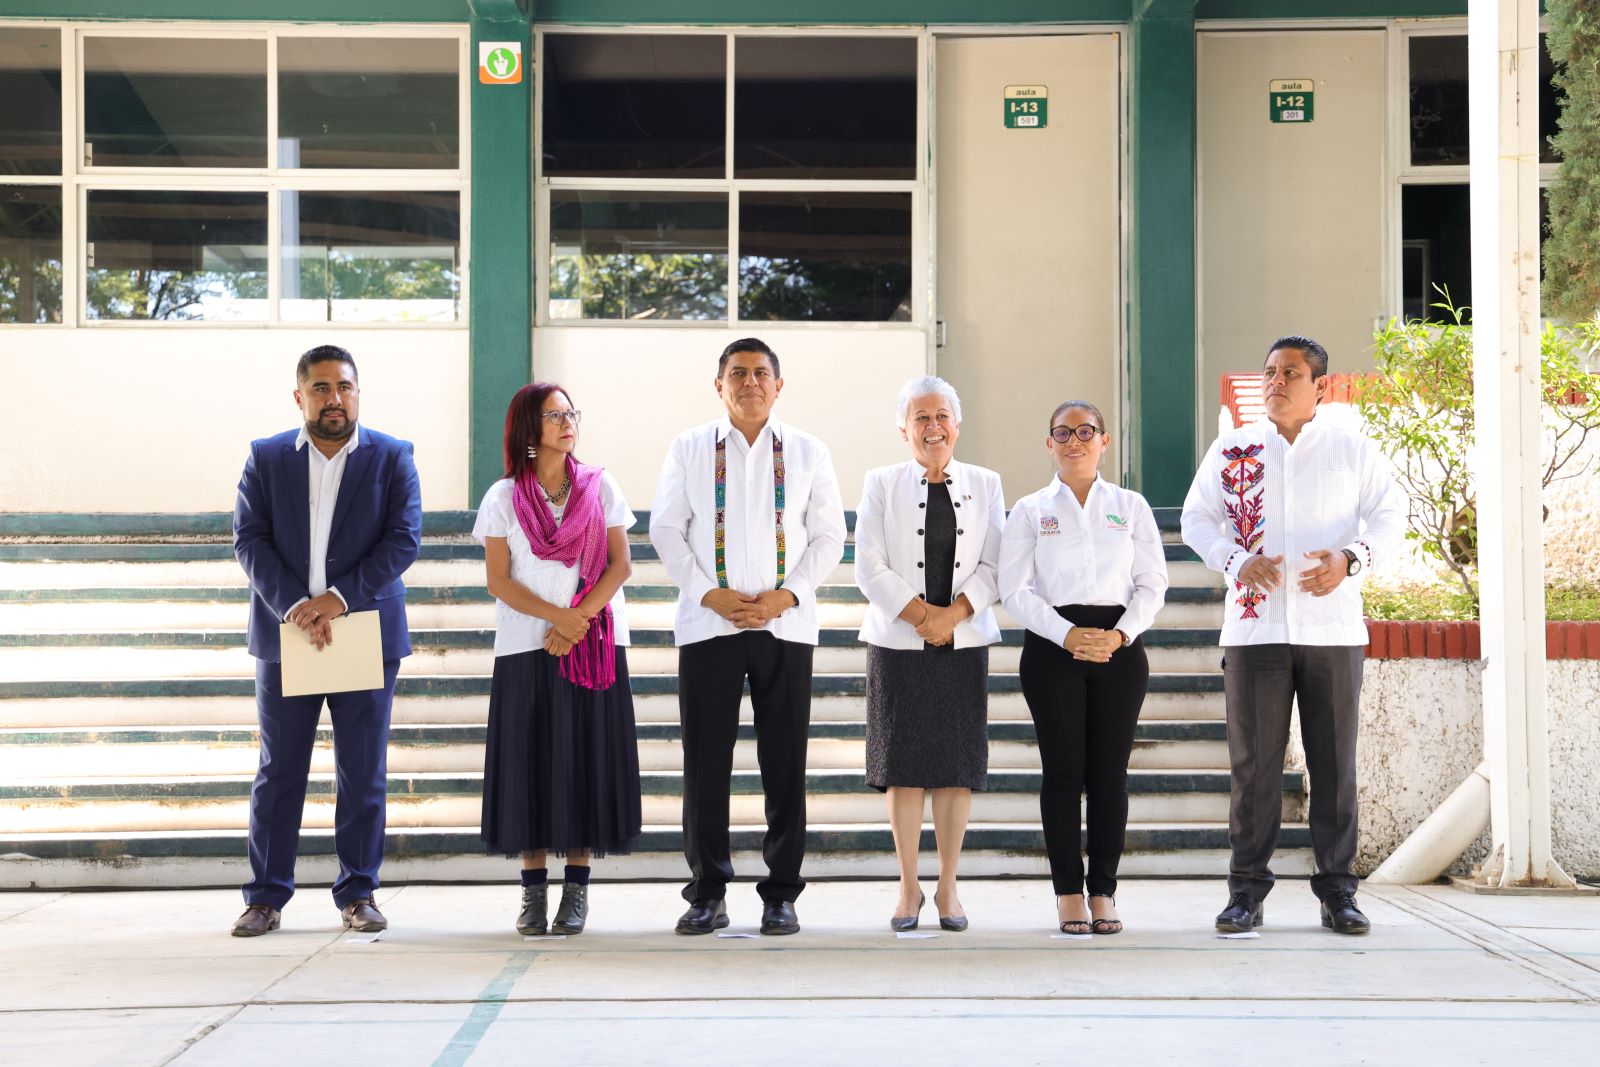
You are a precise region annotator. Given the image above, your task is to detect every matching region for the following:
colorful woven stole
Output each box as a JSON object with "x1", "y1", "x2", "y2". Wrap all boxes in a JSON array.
[{"x1": 714, "y1": 431, "x2": 785, "y2": 589}]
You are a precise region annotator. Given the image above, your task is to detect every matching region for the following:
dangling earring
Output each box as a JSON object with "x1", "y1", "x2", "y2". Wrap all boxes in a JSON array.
[{"x1": 526, "y1": 444, "x2": 538, "y2": 459}]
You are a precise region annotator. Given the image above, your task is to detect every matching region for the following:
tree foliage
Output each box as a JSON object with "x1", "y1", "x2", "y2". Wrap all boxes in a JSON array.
[
  {"x1": 1357, "y1": 295, "x2": 1600, "y2": 608},
  {"x1": 1545, "y1": 0, "x2": 1600, "y2": 320}
]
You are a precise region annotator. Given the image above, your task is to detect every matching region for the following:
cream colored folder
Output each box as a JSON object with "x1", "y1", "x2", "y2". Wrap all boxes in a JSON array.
[{"x1": 278, "y1": 610, "x2": 384, "y2": 697}]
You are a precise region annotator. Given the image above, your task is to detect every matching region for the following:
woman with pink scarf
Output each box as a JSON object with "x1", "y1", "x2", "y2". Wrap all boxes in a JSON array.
[{"x1": 473, "y1": 382, "x2": 642, "y2": 936}]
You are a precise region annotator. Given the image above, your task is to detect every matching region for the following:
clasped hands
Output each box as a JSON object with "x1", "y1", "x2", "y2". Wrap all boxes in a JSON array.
[
  {"x1": 1237, "y1": 549, "x2": 1346, "y2": 598},
  {"x1": 701, "y1": 587, "x2": 797, "y2": 629},
  {"x1": 1063, "y1": 626, "x2": 1124, "y2": 662},
  {"x1": 912, "y1": 601, "x2": 966, "y2": 647},
  {"x1": 286, "y1": 591, "x2": 345, "y2": 650},
  {"x1": 543, "y1": 605, "x2": 593, "y2": 657}
]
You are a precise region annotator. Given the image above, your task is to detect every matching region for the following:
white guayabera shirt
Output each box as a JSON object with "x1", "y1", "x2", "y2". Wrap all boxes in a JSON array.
[
  {"x1": 649, "y1": 417, "x2": 847, "y2": 647},
  {"x1": 1181, "y1": 414, "x2": 1406, "y2": 647}
]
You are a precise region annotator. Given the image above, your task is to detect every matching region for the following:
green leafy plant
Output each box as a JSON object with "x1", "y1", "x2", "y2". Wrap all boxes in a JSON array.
[
  {"x1": 1357, "y1": 296, "x2": 1600, "y2": 609},
  {"x1": 1545, "y1": 0, "x2": 1600, "y2": 321}
]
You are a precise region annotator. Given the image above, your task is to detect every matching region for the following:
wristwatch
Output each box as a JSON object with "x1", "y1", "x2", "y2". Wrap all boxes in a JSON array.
[{"x1": 1341, "y1": 548, "x2": 1362, "y2": 576}]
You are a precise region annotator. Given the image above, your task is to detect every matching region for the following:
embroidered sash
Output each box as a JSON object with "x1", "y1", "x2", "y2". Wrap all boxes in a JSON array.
[{"x1": 714, "y1": 431, "x2": 785, "y2": 590}]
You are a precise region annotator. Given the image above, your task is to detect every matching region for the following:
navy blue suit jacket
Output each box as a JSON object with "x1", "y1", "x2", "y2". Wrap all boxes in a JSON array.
[{"x1": 233, "y1": 426, "x2": 423, "y2": 663}]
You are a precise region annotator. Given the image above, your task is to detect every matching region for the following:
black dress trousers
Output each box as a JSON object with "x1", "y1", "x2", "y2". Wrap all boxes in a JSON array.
[{"x1": 677, "y1": 631, "x2": 814, "y2": 904}]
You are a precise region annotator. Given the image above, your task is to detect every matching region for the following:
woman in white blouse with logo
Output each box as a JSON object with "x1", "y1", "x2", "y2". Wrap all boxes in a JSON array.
[
  {"x1": 1000, "y1": 400, "x2": 1167, "y2": 935},
  {"x1": 472, "y1": 382, "x2": 641, "y2": 938},
  {"x1": 855, "y1": 375, "x2": 1005, "y2": 932}
]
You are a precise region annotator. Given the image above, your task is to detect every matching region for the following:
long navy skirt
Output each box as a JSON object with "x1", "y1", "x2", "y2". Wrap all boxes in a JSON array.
[{"x1": 480, "y1": 647, "x2": 643, "y2": 858}]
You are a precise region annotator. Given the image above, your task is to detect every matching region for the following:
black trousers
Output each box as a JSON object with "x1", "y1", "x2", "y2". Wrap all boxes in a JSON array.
[
  {"x1": 1221, "y1": 643, "x2": 1363, "y2": 902},
  {"x1": 1018, "y1": 605, "x2": 1150, "y2": 897},
  {"x1": 677, "y1": 631, "x2": 814, "y2": 904}
]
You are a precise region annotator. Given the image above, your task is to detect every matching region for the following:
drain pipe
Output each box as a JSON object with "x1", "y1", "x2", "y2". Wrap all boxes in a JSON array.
[{"x1": 1367, "y1": 762, "x2": 1492, "y2": 884}]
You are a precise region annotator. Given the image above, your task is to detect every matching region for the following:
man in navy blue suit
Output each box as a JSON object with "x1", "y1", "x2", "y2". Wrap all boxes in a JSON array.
[{"x1": 230, "y1": 345, "x2": 422, "y2": 937}]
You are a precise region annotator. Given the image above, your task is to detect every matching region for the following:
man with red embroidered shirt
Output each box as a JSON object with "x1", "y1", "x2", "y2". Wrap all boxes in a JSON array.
[
  {"x1": 1181, "y1": 335, "x2": 1404, "y2": 936},
  {"x1": 650, "y1": 338, "x2": 847, "y2": 937}
]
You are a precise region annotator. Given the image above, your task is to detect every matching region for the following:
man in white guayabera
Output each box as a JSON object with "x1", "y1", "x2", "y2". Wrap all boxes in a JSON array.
[{"x1": 1181, "y1": 335, "x2": 1404, "y2": 937}]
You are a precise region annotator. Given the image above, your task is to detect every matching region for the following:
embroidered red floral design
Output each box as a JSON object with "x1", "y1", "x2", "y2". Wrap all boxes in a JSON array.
[{"x1": 1221, "y1": 444, "x2": 1267, "y2": 619}]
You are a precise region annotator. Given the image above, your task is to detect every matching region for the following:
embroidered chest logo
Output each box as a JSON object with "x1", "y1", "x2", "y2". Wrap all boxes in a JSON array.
[
  {"x1": 1040, "y1": 515, "x2": 1061, "y2": 536},
  {"x1": 1106, "y1": 513, "x2": 1128, "y2": 531},
  {"x1": 1221, "y1": 443, "x2": 1267, "y2": 619}
]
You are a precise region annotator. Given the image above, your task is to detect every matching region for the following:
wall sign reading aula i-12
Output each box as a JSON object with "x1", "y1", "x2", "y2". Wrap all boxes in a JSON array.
[
  {"x1": 1004, "y1": 85, "x2": 1048, "y2": 129},
  {"x1": 1269, "y1": 79, "x2": 1314, "y2": 123}
]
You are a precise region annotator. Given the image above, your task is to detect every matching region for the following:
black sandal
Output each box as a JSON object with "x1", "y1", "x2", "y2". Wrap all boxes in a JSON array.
[
  {"x1": 1057, "y1": 895, "x2": 1090, "y2": 935},
  {"x1": 1089, "y1": 894, "x2": 1123, "y2": 935}
]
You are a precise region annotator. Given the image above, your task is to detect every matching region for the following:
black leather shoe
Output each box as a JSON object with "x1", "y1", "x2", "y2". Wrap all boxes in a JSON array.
[
  {"x1": 675, "y1": 898, "x2": 729, "y2": 935},
  {"x1": 760, "y1": 900, "x2": 800, "y2": 936},
  {"x1": 1320, "y1": 891, "x2": 1371, "y2": 935},
  {"x1": 552, "y1": 882, "x2": 588, "y2": 935},
  {"x1": 1215, "y1": 891, "x2": 1264, "y2": 933},
  {"x1": 231, "y1": 903, "x2": 281, "y2": 937},
  {"x1": 516, "y1": 884, "x2": 548, "y2": 935},
  {"x1": 890, "y1": 891, "x2": 925, "y2": 932}
]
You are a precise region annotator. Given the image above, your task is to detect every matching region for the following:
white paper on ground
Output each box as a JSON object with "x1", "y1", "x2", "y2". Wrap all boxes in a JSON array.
[
  {"x1": 523, "y1": 934, "x2": 568, "y2": 941},
  {"x1": 344, "y1": 933, "x2": 383, "y2": 944},
  {"x1": 716, "y1": 932, "x2": 760, "y2": 939},
  {"x1": 1050, "y1": 933, "x2": 1094, "y2": 941},
  {"x1": 1216, "y1": 931, "x2": 1261, "y2": 939},
  {"x1": 895, "y1": 932, "x2": 938, "y2": 939}
]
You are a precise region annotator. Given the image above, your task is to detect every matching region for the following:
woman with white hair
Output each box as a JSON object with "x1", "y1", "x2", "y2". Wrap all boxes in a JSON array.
[{"x1": 854, "y1": 375, "x2": 1005, "y2": 932}]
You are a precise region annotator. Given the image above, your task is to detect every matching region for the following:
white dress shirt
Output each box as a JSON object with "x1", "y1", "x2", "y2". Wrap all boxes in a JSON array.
[
  {"x1": 472, "y1": 474, "x2": 635, "y2": 656},
  {"x1": 1180, "y1": 414, "x2": 1406, "y2": 646},
  {"x1": 854, "y1": 459, "x2": 1004, "y2": 650},
  {"x1": 288, "y1": 424, "x2": 359, "y2": 618},
  {"x1": 1000, "y1": 475, "x2": 1169, "y2": 648},
  {"x1": 649, "y1": 416, "x2": 847, "y2": 647}
]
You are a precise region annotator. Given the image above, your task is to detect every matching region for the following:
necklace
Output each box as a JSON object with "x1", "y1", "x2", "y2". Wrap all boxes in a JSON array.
[{"x1": 540, "y1": 474, "x2": 571, "y2": 504}]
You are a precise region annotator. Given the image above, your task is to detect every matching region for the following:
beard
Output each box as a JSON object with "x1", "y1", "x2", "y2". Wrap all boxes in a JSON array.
[{"x1": 306, "y1": 410, "x2": 356, "y2": 442}]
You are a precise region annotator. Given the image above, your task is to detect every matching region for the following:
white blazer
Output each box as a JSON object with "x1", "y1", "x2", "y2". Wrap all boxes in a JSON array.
[{"x1": 853, "y1": 459, "x2": 1005, "y2": 650}]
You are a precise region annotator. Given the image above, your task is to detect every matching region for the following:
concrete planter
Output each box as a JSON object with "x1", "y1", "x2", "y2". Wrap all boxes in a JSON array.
[{"x1": 1332, "y1": 620, "x2": 1600, "y2": 879}]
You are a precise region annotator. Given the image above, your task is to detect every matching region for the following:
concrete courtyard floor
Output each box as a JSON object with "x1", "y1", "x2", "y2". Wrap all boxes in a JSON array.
[{"x1": 3, "y1": 878, "x2": 1598, "y2": 1066}]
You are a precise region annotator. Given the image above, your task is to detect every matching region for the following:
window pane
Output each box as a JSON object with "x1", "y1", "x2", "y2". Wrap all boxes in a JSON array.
[
  {"x1": 735, "y1": 37, "x2": 916, "y2": 179},
  {"x1": 85, "y1": 190, "x2": 267, "y2": 320},
  {"x1": 549, "y1": 191, "x2": 728, "y2": 320},
  {"x1": 738, "y1": 191, "x2": 911, "y2": 321},
  {"x1": 1400, "y1": 184, "x2": 1471, "y2": 322},
  {"x1": 1409, "y1": 36, "x2": 1468, "y2": 167},
  {"x1": 84, "y1": 37, "x2": 267, "y2": 167},
  {"x1": 0, "y1": 185, "x2": 62, "y2": 323},
  {"x1": 542, "y1": 34, "x2": 725, "y2": 178},
  {"x1": 0, "y1": 29, "x2": 62, "y2": 175},
  {"x1": 282, "y1": 191, "x2": 460, "y2": 323},
  {"x1": 1409, "y1": 34, "x2": 1562, "y2": 167},
  {"x1": 279, "y1": 38, "x2": 460, "y2": 169}
]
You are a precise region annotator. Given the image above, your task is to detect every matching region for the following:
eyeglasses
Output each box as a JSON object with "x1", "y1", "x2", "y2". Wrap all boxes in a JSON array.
[
  {"x1": 539, "y1": 410, "x2": 582, "y2": 426},
  {"x1": 1050, "y1": 424, "x2": 1104, "y2": 444}
]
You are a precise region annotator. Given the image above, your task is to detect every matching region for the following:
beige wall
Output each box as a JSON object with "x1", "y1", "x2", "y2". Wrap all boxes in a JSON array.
[
  {"x1": 0, "y1": 329, "x2": 469, "y2": 512},
  {"x1": 530, "y1": 325, "x2": 928, "y2": 513},
  {"x1": 1198, "y1": 30, "x2": 1387, "y2": 441},
  {"x1": 935, "y1": 33, "x2": 1122, "y2": 497}
]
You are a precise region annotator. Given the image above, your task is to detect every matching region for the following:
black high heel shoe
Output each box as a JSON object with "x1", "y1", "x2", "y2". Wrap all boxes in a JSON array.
[
  {"x1": 1088, "y1": 893, "x2": 1123, "y2": 935},
  {"x1": 1058, "y1": 894, "x2": 1090, "y2": 935},
  {"x1": 890, "y1": 891, "x2": 925, "y2": 932},
  {"x1": 935, "y1": 888, "x2": 969, "y2": 932}
]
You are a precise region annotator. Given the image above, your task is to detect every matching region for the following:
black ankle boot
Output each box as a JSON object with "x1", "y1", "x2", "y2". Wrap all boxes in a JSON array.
[
  {"x1": 553, "y1": 882, "x2": 588, "y2": 934},
  {"x1": 517, "y1": 884, "x2": 548, "y2": 935}
]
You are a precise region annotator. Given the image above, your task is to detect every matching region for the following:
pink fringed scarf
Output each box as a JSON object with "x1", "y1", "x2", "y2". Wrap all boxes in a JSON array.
[{"x1": 512, "y1": 455, "x2": 616, "y2": 690}]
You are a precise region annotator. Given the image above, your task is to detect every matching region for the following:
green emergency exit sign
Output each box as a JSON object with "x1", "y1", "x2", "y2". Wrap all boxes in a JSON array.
[
  {"x1": 1004, "y1": 85, "x2": 1048, "y2": 129},
  {"x1": 1270, "y1": 79, "x2": 1314, "y2": 123}
]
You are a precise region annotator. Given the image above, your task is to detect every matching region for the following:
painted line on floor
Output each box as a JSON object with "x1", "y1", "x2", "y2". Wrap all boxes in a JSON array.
[{"x1": 430, "y1": 951, "x2": 540, "y2": 1067}]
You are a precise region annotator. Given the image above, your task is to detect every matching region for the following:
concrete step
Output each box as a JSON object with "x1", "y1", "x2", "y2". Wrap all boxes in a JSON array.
[
  {"x1": 0, "y1": 768, "x2": 1298, "y2": 835},
  {"x1": 0, "y1": 823, "x2": 1315, "y2": 891},
  {"x1": 0, "y1": 642, "x2": 1227, "y2": 681},
  {"x1": 0, "y1": 689, "x2": 1226, "y2": 729},
  {"x1": 0, "y1": 721, "x2": 1233, "y2": 778}
]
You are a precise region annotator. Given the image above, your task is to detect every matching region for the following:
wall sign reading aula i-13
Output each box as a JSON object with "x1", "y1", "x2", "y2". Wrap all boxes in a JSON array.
[
  {"x1": 1004, "y1": 85, "x2": 1048, "y2": 129},
  {"x1": 1269, "y1": 79, "x2": 1314, "y2": 123}
]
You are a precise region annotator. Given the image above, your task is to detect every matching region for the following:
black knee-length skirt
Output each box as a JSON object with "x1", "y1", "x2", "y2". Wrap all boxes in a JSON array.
[
  {"x1": 865, "y1": 644, "x2": 990, "y2": 792},
  {"x1": 480, "y1": 647, "x2": 643, "y2": 857}
]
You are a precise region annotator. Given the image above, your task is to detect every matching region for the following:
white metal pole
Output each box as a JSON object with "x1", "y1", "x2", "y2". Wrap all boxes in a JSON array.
[{"x1": 1467, "y1": 0, "x2": 1574, "y2": 888}]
